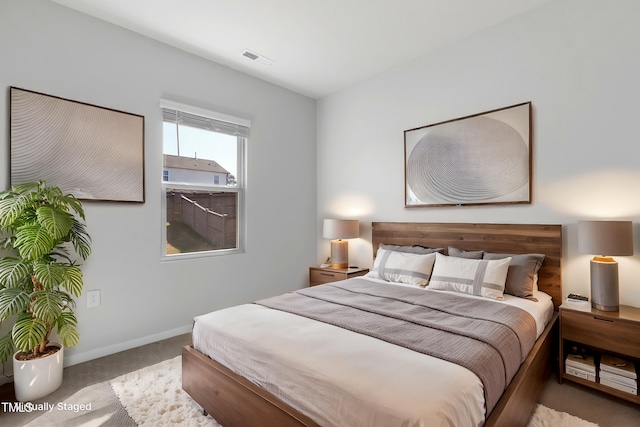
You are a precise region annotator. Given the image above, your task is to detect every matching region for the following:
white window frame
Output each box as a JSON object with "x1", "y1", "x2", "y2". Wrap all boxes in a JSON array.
[{"x1": 159, "y1": 99, "x2": 249, "y2": 261}]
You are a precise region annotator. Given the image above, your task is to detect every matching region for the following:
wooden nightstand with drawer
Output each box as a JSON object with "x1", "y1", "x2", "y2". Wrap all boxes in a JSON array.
[
  {"x1": 559, "y1": 303, "x2": 640, "y2": 404},
  {"x1": 309, "y1": 267, "x2": 369, "y2": 287}
]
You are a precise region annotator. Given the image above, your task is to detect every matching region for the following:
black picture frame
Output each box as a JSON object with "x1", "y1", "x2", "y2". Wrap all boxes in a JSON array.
[
  {"x1": 10, "y1": 87, "x2": 145, "y2": 203},
  {"x1": 404, "y1": 102, "x2": 531, "y2": 207}
]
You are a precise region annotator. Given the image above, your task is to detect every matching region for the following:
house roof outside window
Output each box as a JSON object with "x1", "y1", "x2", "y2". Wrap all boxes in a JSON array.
[{"x1": 163, "y1": 154, "x2": 230, "y2": 175}]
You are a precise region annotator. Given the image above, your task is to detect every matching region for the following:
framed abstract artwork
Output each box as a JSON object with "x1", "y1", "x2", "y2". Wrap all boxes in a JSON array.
[
  {"x1": 10, "y1": 87, "x2": 145, "y2": 202},
  {"x1": 404, "y1": 102, "x2": 531, "y2": 207}
]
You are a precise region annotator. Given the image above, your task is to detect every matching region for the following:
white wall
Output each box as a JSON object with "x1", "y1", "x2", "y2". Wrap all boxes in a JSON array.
[
  {"x1": 0, "y1": 0, "x2": 317, "y2": 369},
  {"x1": 317, "y1": 0, "x2": 640, "y2": 307}
]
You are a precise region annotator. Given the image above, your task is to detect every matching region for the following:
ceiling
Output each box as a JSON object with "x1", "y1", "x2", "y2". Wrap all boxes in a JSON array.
[{"x1": 51, "y1": 0, "x2": 552, "y2": 99}]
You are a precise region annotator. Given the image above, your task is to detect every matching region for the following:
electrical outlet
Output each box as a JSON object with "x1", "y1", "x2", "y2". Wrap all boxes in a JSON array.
[{"x1": 87, "y1": 290, "x2": 101, "y2": 308}]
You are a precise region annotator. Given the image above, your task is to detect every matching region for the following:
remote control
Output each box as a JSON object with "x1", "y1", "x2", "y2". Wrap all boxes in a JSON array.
[{"x1": 567, "y1": 293, "x2": 589, "y2": 301}]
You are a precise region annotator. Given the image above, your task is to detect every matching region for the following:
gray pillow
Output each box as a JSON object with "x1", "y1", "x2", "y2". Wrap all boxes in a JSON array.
[
  {"x1": 482, "y1": 252, "x2": 545, "y2": 300},
  {"x1": 379, "y1": 243, "x2": 444, "y2": 254},
  {"x1": 447, "y1": 246, "x2": 483, "y2": 259}
]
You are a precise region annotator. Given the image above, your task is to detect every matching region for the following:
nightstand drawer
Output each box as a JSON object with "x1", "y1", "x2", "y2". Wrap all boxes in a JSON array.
[
  {"x1": 310, "y1": 269, "x2": 346, "y2": 285},
  {"x1": 562, "y1": 311, "x2": 640, "y2": 358},
  {"x1": 309, "y1": 267, "x2": 369, "y2": 287}
]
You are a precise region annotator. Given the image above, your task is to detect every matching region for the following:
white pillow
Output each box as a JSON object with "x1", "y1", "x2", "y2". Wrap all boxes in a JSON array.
[
  {"x1": 365, "y1": 248, "x2": 436, "y2": 287},
  {"x1": 429, "y1": 253, "x2": 511, "y2": 300}
]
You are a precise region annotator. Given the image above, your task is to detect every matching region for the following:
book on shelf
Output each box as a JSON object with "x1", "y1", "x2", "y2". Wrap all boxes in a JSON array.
[
  {"x1": 599, "y1": 370, "x2": 638, "y2": 388},
  {"x1": 600, "y1": 354, "x2": 637, "y2": 379},
  {"x1": 566, "y1": 354, "x2": 596, "y2": 374},
  {"x1": 566, "y1": 365, "x2": 596, "y2": 382},
  {"x1": 599, "y1": 377, "x2": 638, "y2": 395}
]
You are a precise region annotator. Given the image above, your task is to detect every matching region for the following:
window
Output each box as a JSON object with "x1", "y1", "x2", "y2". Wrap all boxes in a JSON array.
[{"x1": 160, "y1": 99, "x2": 249, "y2": 258}]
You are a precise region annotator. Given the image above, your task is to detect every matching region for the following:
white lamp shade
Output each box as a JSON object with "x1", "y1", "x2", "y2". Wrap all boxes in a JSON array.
[
  {"x1": 323, "y1": 219, "x2": 359, "y2": 240},
  {"x1": 578, "y1": 220, "x2": 634, "y2": 256}
]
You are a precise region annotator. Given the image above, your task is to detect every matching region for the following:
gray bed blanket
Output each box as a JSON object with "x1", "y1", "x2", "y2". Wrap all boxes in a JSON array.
[{"x1": 255, "y1": 278, "x2": 537, "y2": 415}]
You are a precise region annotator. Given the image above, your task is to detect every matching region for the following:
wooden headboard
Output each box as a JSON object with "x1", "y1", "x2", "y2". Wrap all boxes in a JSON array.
[{"x1": 372, "y1": 222, "x2": 563, "y2": 310}]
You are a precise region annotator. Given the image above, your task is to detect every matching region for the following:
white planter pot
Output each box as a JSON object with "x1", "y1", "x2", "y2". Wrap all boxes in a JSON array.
[{"x1": 12, "y1": 343, "x2": 64, "y2": 402}]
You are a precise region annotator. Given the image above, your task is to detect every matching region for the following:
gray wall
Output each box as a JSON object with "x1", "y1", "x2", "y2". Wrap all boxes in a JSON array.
[
  {"x1": 0, "y1": 0, "x2": 317, "y2": 371},
  {"x1": 317, "y1": 0, "x2": 640, "y2": 307}
]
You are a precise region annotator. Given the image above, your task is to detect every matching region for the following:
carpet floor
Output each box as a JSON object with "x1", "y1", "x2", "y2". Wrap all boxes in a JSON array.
[{"x1": 1, "y1": 333, "x2": 638, "y2": 426}]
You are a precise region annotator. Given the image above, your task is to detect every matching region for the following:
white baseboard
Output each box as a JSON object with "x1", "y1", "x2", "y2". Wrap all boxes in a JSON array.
[{"x1": 63, "y1": 324, "x2": 192, "y2": 368}]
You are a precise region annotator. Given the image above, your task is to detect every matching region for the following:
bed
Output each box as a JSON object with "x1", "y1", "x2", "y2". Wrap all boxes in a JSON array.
[{"x1": 183, "y1": 222, "x2": 562, "y2": 426}]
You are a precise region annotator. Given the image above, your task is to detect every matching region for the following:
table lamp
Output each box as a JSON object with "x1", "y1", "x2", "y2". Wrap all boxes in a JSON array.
[
  {"x1": 323, "y1": 219, "x2": 359, "y2": 269},
  {"x1": 578, "y1": 220, "x2": 634, "y2": 311}
]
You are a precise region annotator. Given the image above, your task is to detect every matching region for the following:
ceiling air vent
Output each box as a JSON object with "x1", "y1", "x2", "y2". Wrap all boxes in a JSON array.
[
  {"x1": 242, "y1": 51, "x2": 259, "y2": 60},
  {"x1": 241, "y1": 49, "x2": 274, "y2": 66}
]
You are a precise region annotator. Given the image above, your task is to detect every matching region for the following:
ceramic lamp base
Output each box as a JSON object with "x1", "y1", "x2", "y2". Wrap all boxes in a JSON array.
[
  {"x1": 330, "y1": 239, "x2": 349, "y2": 269},
  {"x1": 590, "y1": 259, "x2": 619, "y2": 312}
]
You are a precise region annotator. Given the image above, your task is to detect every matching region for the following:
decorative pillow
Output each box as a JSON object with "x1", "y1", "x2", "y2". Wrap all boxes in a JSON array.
[
  {"x1": 429, "y1": 253, "x2": 511, "y2": 300},
  {"x1": 447, "y1": 246, "x2": 484, "y2": 259},
  {"x1": 483, "y1": 253, "x2": 545, "y2": 300},
  {"x1": 379, "y1": 243, "x2": 444, "y2": 254},
  {"x1": 366, "y1": 248, "x2": 437, "y2": 287}
]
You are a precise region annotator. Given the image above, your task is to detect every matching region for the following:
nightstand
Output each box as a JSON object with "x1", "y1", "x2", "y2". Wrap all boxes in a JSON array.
[
  {"x1": 309, "y1": 266, "x2": 369, "y2": 287},
  {"x1": 559, "y1": 303, "x2": 640, "y2": 404}
]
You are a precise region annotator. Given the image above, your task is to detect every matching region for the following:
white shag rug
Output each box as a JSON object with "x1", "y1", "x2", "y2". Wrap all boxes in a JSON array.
[
  {"x1": 528, "y1": 404, "x2": 599, "y2": 427},
  {"x1": 26, "y1": 356, "x2": 599, "y2": 426},
  {"x1": 110, "y1": 356, "x2": 220, "y2": 427}
]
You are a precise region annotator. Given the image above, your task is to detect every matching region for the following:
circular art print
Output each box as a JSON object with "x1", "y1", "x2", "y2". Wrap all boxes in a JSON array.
[{"x1": 405, "y1": 102, "x2": 530, "y2": 206}]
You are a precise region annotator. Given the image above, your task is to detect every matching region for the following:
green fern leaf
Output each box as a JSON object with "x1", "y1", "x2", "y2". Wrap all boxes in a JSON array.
[
  {"x1": 0, "y1": 257, "x2": 31, "y2": 287},
  {"x1": 69, "y1": 221, "x2": 92, "y2": 260},
  {"x1": 60, "y1": 266, "x2": 83, "y2": 297},
  {"x1": 37, "y1": 206, "x2": 73, "y2": 240},
  {"x1": 0, "y1": 287, "x2": 30, "y2": 320},
  {"x1": 10, "y1": 182, "x2": 41, "y2": 195},
  {"x1": 12, "y1": 313, "x2": 47, "y2": 352},
  {"x1": 56, "y1": 312, "x2": 79, "y2": 347},
  {"x1": 14, "y1": 224, "x2": 55, "y2": 260},
  {"x1": 0, "y1": 332, "x2": 14, "y2": 364},
  {"x1": 0, "y1": 197, "x2": 27, "y2": 228},
  {"x1": 31, "y1": 290, "x2": 64, "y2": 324},
  {"x1": 61, "y1": 195, "x2": 85, "y2": 220},
  {"x1": 33, "y1": 261, "x2": 65, "y2": 289}
]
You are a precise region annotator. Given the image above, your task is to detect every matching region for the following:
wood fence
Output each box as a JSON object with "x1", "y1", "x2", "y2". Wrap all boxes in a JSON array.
[{"x1": 167, "y1": 191, "x2": 237, "y2": 249}]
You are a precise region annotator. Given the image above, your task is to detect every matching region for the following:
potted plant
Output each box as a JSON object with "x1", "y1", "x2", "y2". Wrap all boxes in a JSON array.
[{"x1": 0, "y1": 181, "x2": 91, "y2": 401}]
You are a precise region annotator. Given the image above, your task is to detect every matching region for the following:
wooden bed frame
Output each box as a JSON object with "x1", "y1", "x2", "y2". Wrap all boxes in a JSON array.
[{"x1": 183, "y1": 222, "x2": 562, "y2": 427}]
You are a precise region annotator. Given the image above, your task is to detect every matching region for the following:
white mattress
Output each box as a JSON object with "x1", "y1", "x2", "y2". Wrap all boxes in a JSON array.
[{"x1": 192, "y1": 278, "x2": 554, "y2": 427}]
